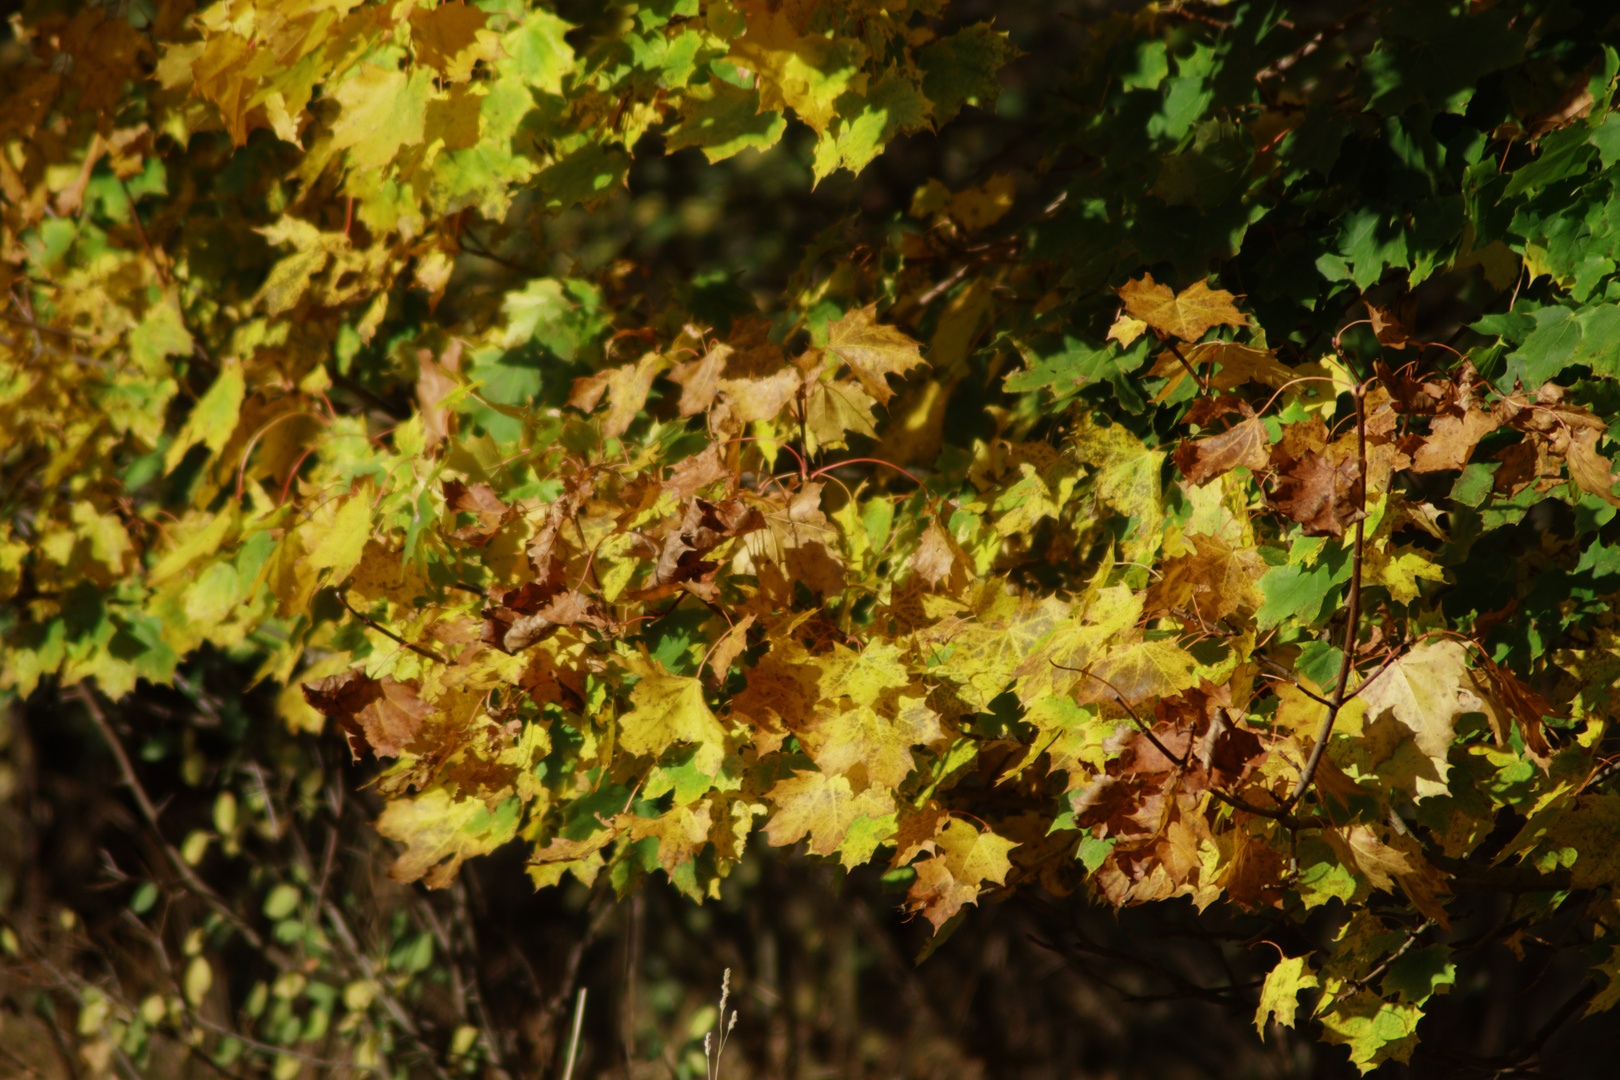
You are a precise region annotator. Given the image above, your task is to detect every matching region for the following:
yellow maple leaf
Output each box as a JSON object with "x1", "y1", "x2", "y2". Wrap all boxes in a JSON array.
[
  {"x1": 330, "y1": 64, "x2": 434, "y2": 171},
  {"x1": 933, "y1": 817, "x2": 1018, "y2": 886},
  {"x1": 1355, "y1": 639, "x2": 1491, "y2": 799},
  {"x1": 728, "y1": 8, "x2": 868, "y2": 134},
  {"x1": 409, "y1": 1, "x2": 498, "y2": 82},
  {"x1": 824, "y1": 304, "x2": 927, "y2": 406},
  {"x1": 1118, "y1": 273, "x2": 1249, "y2": 342},
  {"x1": 377, "y1": 788, "x2": 522, "y2": 889},
  {"x1": 763, "y1": 770, "x2": 895, "y2": 856},
  {"x1": 163, "y1": 359, "x2": 244, "y2": 473},
  {"x1": 619, "y1": 662, "x2": 729, "y2": 776},
  {"x1": 618, "y1": 802, "x2": 714, "y2": 876}
]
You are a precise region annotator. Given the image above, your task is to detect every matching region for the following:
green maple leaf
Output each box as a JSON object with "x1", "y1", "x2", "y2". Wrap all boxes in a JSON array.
[
  {"x1": 812, "y1": 72, "x2": 932, "y2": 181},
  {"x1": 916, "y1": 22, "x2": 1015, "y2": 126},
  {"x1": 666, "y1": 77, "x2": 787, "y2": 163}
]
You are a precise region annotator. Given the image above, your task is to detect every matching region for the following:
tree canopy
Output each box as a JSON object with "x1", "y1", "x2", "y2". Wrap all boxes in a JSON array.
[{"x1": 7, "y1": 0, "x2": 1620, "y2": 1073}]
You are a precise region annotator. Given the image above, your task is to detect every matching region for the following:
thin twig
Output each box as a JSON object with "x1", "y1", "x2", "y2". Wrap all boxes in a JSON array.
[
  {"x1": 1285, "y1": 381, "x2": 1368, "y2": 811},
  {"x1": 323, "y1": 900, "x2": 454, "y2": 1080},
  {"x1": 187, "y1": 1013, "x2": 381, "y2": 1071},
  {"x1": 1165, "y1": 339, "x2": 1210, "y2": 394},
  {"x1": 120, "y1": 180, "x2": 170, "y2": 286},
  {"x1": 1349, "y1": 918, "x2": 1435, "y2": 992},
  {"x1": 75, "y1": 685, "x2": 280, "y2": 958},
  {"x1": 338, "y1": 591, "x2": 450, "y2": 665}
]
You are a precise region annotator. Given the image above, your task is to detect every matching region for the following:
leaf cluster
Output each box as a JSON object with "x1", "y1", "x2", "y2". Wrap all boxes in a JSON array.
[{"x1": 10, "y1": 0, "x2": 1620, "y2": 1072}]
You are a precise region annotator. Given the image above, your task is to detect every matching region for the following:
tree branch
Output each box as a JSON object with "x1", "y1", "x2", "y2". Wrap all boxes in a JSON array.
[{"x1": 1285, "y1": 381, "x2": 1368, "y2": 811}]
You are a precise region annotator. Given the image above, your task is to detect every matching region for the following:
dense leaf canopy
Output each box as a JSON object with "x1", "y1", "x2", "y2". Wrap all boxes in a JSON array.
[{"x1": 8, "y1": 0, "x2": 1620, "y2": 1072}]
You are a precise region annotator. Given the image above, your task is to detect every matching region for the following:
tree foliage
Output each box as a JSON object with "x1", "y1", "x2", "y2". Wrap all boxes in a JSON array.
[{"x1": 8, "y1": 0, "x2": 1620, "y2": 1071}]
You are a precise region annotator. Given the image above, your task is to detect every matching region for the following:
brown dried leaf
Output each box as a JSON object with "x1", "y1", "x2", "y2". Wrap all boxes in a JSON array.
[
  {"x1": 568, "y1": 351, "x2": 670, "y2": 438},
  {"x1": 665, "y1": 443, "x2": 731, "y2": 499},
  {"x1": 1269, "y1": 447, "x2": 1363, "y2": 538},
  {"x1": 1175, "y1": 416, "x2": 1270, "y2": 485},
  {"x1": 302, "y1": 670, "x2": 434, "y2": 759},
  {"x1": 1366, "y1": 298, "x2": 1417, "y2": 349},
  {"x1": 903, "y1": 855, "x2": 981, "y2": 930},
  {"x1": 652, "y1": 497, "x2": 764, "y2": 587},
  {"x1": 1563, "y1": 428, "x2": 1620, "y2": 507},
  {"x1": 667, "y1": 343, "x2": 727, "y2": 416},
  {"x1": 442, "y1": 480, "x2": 515, "y2": 546},
  {"x1": 1408, "y1": 407, "x2": 1501, "y2": 473}
]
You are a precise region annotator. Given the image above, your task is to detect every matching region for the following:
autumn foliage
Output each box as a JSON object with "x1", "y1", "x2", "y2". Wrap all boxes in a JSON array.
[{"x1": 9, "y1": 0, "x2": 1620, "y2": 1073}]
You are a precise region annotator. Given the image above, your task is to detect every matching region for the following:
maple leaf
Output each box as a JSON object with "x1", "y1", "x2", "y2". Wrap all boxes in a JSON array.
[
  {"x1": 302, "y1": 670, "x2": 434, "y2": 760},
  {"x1": 728, "y1": 7, "x2": 868, "y2": 134},
  {"x1": 812, "y1": 639, "x2": 910, "y2": 705},
  {"x1": 934, "y1": 817, "x2": 1018, "y2": 886},
  {"x1": 1176, "y1": 416, "x2": 1270, "y2": 485},
  {"x1": 163, "y1": 359, "x2": 244, "y2": 473},
  {"x1": 1562, "y1": 428, "x2": 1620, "y2": 506},
  {"x1": 1069, "y1": 416, "x2": 1166, "y2": 563},
  {"x1": 569, "y1": 351, "x2": 670, "y2": 438},
  {"x1": 665, "y1": 444, "x2": 731, "y2": 500},
  {"x1": 801, "y1": 375, "x2": 879, "y2": 451},
  {"x1": 1408, "y1": 406, "x2": 1501, "y2": 473},
  {"x1": 763, "y1": 770, "x2": 895, "y2": 856},
  {"x1": 483, "y1": 587, "x2": 612, "y2": 652},
  {"x1": 904, "y1": 855, "x2": 980, "y2": 930},
  {"x1": 618, "y1": 660, "x2": 730, "y2": 776},
  {"x1": 666, "y1": 77, "x2": 788, "y2": 163},
  {"x1": 1354, "y1": 639, "x2": 1492, "y2": 799},
  {"x1": 744, "y1": 482, "x2": 846, "y2": 598},
  {"x1": 891, "y1": 801, "x2": 952, "y2": 867},
  {"x1": 823, "y1": 305, "x2": 927, "y2": 406},
  {"x1": 1073, "y1": 640, "x2": 1200, "y2": 706},
  {"x1": 1255, "y1": 954, "x2": 1319, "y2": 1034},
  {"x1": 1316, "y1": 992, "x2": 1423, "y2": 1074},
  {"x1": 1270, "y1": 442, "x2": 1363, "y2": 538},
  {"x1": 618, "y1": 802, "x2": 714, "y2": 876},
  {"x1": 1117, "y1": 274, "x2": 1249, "y2": 341},
  {"x1": 926, "y1": 590, "x2": 1071, "y2": 709},
  {"x1": 1147, "y1": 532, "x2": 1264, "y2": 622},
  {"x1": 1108, "y1": 313, "x2": 1148, "y2": 347},
  {"x1": 1366, "y1": 298, "x2": 1418, "y2": 349},
  {"x1": 330, "y1": 64, "x2": 434, "y2": 172},
  {"x1": 1474, "y1": 654, "x2": 1556, "y2": 766},
  {"x1": 442, "y1": 480, "x2": 515, "y2": 547},
  {"x1": 377, "y1": 787, "x2": 522, "y2": 889},
  {"x1": 666, "y1": 344, "x2": 726, "y2": 416},
  {"x1": 409, "y1": 1, "x2": 495, "y2": 82},
  {"x1": 730, "y1": 635, "x2": 821, "y2": 755},
  {"x1": 797, "y1": 702, "x2": 922, "y2": 789},
  {"x1": 650, "y1": 497, "x2": 763, "y2": 588},
  {"x1": 910, "y1": 518, "x2": 975, "y2": 593}
]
